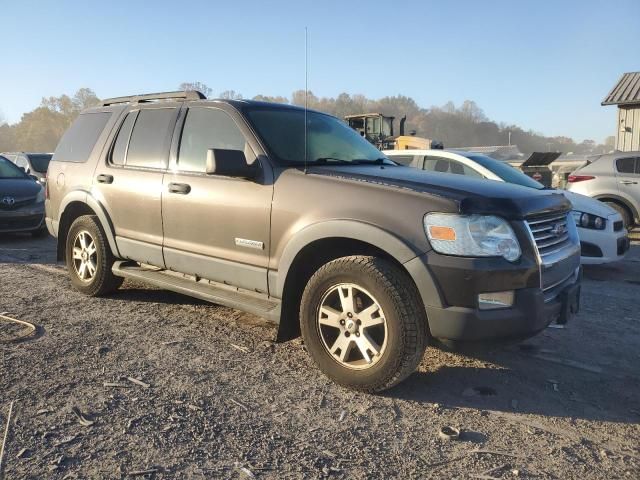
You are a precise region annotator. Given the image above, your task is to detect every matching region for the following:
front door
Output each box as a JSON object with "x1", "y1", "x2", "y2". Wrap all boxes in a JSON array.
[{"x1": 161, "y1": 105, "x2": 272, "y2": 293}]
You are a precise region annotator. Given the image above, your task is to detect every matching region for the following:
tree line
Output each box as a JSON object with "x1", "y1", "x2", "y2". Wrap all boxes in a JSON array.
[{"x1": 0, "y1": 83, "x2": 613, "y2": 155}]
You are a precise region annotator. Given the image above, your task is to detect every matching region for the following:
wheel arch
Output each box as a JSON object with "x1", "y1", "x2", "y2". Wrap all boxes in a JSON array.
[
  {"x1": 56, "y1": 191, "x2": 119, "y2": 261},
  {"x1": 273, "y1": 220, "x2": 433, "y2": 342},
  {"x1": 594, "y1": 193, "x2": 638, "y2": 222}
]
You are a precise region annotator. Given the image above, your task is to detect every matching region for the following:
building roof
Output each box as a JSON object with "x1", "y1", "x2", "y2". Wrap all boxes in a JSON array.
[{"x1": 602, "y1": 72, "x2": 640, "y2": 106}]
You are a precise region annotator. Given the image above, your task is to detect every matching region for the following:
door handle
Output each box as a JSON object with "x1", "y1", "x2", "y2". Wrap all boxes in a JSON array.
[
  {"x1": 619, "y1": 180, "x2": 638, "y2": 185},
  {"x1": 96, "y1": 174, "x2": 114, "y2": 184},
  {"x1": 168, "y1": 182, "x2": 191, "y2": 194}
]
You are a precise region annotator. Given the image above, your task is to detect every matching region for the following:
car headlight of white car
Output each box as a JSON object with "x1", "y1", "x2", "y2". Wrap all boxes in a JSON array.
[
  {"x1": 571, "y1": 211, "x2": 605, "y2": 230},
  {"x1": 424, "y1": 213, "x2": 521, "y2": 262}
]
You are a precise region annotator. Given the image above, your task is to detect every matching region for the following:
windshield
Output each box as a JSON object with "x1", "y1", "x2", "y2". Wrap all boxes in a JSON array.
[
  {"x1": 0, "y1": 156, "x2": 28, "y2": 179},
  {"x1": 245, "y1": 108, "x2": 395, "y2": 166},
  {"x1": 27, "y1": 154, "x2": 52, "y2": 173},
  {"x1": 467, "y1": 154, "x2": 544, "y2": 190}
]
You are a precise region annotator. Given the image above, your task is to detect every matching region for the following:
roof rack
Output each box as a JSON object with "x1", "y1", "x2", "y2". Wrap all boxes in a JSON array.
[{"x1": 100, "y1": 90, "x2": 206, "y2": 107}]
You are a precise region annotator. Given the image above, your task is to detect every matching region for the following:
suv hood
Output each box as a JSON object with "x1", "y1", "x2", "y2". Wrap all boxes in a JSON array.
[
  {"x1": 0, "y1": 178, "x2": 41, "y2": 198},
  {"x1": 307, "y1": 165, "x2": 571, "y2": 220}
]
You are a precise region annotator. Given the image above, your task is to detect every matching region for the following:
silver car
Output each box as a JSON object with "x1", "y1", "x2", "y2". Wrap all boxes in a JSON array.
[{"x1": 567, "y1": 151, "x2": 640, "y2": 228}]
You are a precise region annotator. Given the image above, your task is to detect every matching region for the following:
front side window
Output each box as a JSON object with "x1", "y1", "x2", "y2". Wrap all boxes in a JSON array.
[
  {"x1": 178, "y1": 107, "x2": 249, "y2": 172},
  {"x1": 245, "y1": 108, "x2": 393, "y2": 166},
  {"x1": 616, "y1": 157, "x2": 637, "y2": 174},
  {"x1": 391, "y1": 155, "x2": 415, "y2": 166},
  {"x1": 126, "y1": 108, "x2": 176, "y2": 169}
]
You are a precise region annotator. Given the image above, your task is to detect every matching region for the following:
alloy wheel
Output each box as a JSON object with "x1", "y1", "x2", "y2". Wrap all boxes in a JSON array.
[{"x1": 317, "y1": 283, "x2": 388, "y2": 370}]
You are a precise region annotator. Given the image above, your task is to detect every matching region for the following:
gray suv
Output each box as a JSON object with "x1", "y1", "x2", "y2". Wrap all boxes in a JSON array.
[
  {"x1": 46, "y1": 91, "x2": 582, "y2": 392},
  {"x1": 567, "y1": 151, "x2": 640, "y2": 228}
]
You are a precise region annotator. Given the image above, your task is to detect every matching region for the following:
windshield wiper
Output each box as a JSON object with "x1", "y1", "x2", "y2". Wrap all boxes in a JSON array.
[
  {"x1": 313, "y1": 157, "x2": 352, "y2": 164},
  {"x1": 351, "y1": 158, "x2": 391, "y2": 165}
]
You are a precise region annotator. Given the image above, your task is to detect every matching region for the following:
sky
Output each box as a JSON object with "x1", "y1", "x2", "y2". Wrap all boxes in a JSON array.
[{"x1": 1, "y1": 0, "x2": 638, "y2": 143}]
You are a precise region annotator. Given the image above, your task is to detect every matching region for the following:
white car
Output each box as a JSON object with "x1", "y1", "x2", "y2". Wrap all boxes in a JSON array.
[{"x1": 384, "y1": 149, "x2": 630, "y2": 264}]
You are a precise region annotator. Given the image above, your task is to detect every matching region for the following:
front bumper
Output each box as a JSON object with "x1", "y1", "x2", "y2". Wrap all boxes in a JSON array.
[
  {"x1": 425, "y1": 268, "x2": 580, "y2": 343},
  {"x1": 404, "y1": 245, "x2": 581, "y2": 345},
  {"x1": 0, "y1": 204, "x2": 45, "y2": 233},
  {"x1": 577, "y1": 215, "x2": 629, "y2": 264}
]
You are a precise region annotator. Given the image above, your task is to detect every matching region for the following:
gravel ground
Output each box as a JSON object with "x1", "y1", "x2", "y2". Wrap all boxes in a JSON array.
[{"x1": 1, "y1": 234, "x2": 639, "y2": 479}]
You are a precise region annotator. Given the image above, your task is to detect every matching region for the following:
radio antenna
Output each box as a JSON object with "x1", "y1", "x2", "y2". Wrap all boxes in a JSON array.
[{"x1": 304, "y1": 26, "x2": 309, "y2": 174}]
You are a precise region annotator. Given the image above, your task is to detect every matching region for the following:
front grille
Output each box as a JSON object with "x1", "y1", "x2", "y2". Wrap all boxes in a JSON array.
[
  {"x1": 0, "y1": 214, "x2": 42, "y2": 231},
  {"x1": 614, "y1": 220, "x2": 624, "y2": 232},
  {"x1": 0, "y1": 197, "x2": 37, "y2": 211},
  {"x1": 526, "y1": 212, "x2": 573, "y2": 260}
]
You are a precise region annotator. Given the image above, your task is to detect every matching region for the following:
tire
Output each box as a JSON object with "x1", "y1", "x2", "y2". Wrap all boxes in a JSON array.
[
  {"x1": 605, "y1": 202, "x2": 633, "y2": 229},
  {"x1": 65, "y1": 215, "x2": 123, "y2": 296},
  {"x1": 300, "y1": 255, "x2": 427, "y2": 392}
]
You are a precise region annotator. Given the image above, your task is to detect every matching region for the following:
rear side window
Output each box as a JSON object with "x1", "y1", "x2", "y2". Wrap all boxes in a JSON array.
[
  {"x1": 424, "y1": 156, "x2": 450, "y2": 173},
  {"x1": 126, "y1": 108, "x2": 176, "y2": 169},
  {"x1": 110, "y1": 112, "x2": 138, "y2": 166},
  {"x1": 53, "y1": 112, "x2": 111, "y2": 163},
  {"x1": 178, "y1": 107, "x2": 248, "y2": 172},
  {"x1": 616, "y1": 157, "x2": 640, "y2": 174}
]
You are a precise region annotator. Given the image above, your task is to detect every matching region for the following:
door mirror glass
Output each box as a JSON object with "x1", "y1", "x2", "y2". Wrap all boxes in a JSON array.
[{"x1": 206, "y1": 149, "x2": 258, "y2": 179}]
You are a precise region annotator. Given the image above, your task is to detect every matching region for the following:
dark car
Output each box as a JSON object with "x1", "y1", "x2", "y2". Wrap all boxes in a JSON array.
[
  {"x1": 45, "y1": 91, "x2": 581, "y2": 392},
  {"x1": 0, "y1": 155, "x2": 47, "y2": 236},
  {"x1": 1, "y1": 152, "x2": 53, "y2": 184}
]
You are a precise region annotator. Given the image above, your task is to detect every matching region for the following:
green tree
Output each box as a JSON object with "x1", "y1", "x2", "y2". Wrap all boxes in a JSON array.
[{"x1": 179, "y1": 82, "x2": 213, "y2": 98}]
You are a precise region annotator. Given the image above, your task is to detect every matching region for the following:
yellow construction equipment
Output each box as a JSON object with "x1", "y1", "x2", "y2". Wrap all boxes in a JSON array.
[{"x1": 345, "y1": 113, "x2": 442, "y2": 151}]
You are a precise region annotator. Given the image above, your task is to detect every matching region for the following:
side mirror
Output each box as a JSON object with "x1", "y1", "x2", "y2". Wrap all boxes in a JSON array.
[{"x1": 206, "y1": 149, "x2": 258, "y2": 180}]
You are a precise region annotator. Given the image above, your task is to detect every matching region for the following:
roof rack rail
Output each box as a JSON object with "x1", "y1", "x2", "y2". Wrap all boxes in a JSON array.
[{"x1": 100, "y1": 90, "x2": 206, "y2": 107}]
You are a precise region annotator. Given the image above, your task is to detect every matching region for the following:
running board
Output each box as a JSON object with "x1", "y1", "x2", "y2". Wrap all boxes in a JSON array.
[{"x1": 112, "y1": 261, "x2": 281, "y2": 322}]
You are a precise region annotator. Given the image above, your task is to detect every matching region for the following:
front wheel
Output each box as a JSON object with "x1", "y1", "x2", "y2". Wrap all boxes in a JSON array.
[
  {"x1": 300, "y1": 256, "x2": 427, "y2": 392},
  {"x1": 65, "y1": 215, "x2": 123, "y2": 296},
  {"x1": 605, "y1": 202, "x2": 633, "y2": 229}
]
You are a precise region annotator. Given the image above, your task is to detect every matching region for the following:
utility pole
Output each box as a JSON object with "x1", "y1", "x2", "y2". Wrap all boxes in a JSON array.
[{"x1": 508, "y1": 131, "x2": 512, "y2": 146}]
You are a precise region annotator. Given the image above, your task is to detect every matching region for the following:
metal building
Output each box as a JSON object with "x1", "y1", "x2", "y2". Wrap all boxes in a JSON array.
[{"x1": 602, "y1": 72, "x2": 640, "y2": 151}]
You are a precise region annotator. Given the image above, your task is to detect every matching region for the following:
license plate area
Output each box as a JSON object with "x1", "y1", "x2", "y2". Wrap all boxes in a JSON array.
[{"x1": 557, "y1": 284, "x2": 580, "y2": 325}]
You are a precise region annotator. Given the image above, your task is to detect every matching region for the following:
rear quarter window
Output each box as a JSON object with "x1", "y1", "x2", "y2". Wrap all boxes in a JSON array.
[{"x1": 53, "y1": 112, "x2": 111, "y2": 163}]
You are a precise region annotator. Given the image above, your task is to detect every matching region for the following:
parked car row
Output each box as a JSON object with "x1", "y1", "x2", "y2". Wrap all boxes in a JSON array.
[
  {"x1": 1, "y1": 151, "x2": 52, "y2": 185},
  {"x1": 567, "y1": 151, "x2": 640, "y2": 229},
  {"x1": 0, "y1": 155, "x2": 48, "y2": 236},
  {"x1": 384, "y1": 149, "x2": 631, "y2": 264}
]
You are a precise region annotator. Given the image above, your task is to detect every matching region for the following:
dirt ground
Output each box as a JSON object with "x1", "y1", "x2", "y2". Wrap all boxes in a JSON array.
[{"x1": 1, "y1": 234, "x2": 639, "y2": 479}]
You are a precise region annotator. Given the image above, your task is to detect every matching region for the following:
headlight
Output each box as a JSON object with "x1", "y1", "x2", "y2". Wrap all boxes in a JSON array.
[
  {"x1": 36, "y1": 187, "x2": 45, "y2": 203},
  {"x1": 424, "y1": 213, "x2": 521, "y2": 262},
  {"x1": 571, "y1": 211, "x2": 606, "y2": 230}
]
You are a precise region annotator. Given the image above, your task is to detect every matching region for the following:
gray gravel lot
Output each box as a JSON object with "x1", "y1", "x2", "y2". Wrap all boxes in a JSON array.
[{"x1": 1, "y1": 234, "x2": 639, "y2": 479}]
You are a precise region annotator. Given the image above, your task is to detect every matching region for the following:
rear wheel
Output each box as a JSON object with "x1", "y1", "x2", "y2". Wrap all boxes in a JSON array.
[
  {"x1": 605, "y1": 201, "x2": 633, "y2": 229},
  {"x1": 65, "y1": 215, "x2": 123, "y2": 296},
  {"x1": 300, "y1": 255, "x2": 427, "y2": 392}
]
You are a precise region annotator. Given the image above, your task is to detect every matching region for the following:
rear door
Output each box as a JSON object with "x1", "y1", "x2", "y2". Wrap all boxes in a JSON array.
[
  {"x1": 94, "y1": 105, "x2": 179, "y2": 267},
  {"x1": 161, "y1": 104, "x2": 273, "y2": 293},
  {"x1": 615, "y1": 156, "x2": 640, "y2": 210}
]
